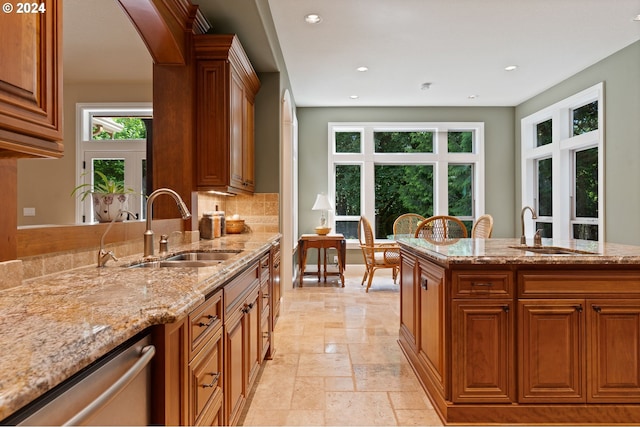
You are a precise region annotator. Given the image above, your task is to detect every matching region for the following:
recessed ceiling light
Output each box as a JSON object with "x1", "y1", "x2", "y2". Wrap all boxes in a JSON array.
[
  {"x1": 304, "y1": 13, "x2": 322, "y2": 24},
  {"x1": 356, "y1": 66, "x2": 369, "y2": 72},
  {"x1": 349, "y1": 95, "x2": 359, "y2": 99},
  {"x1": 468, "y1": 94, "x2": 478, "y2": 99},
  {"x1": 504, "y1": 65, "x2": 518, "y2": 71},
  {"x1": 634, "y1": 14, "x2": 640, "y2": 21},
  {"x1": 420, "y1": 82, "x2": 432, "y2": 91}
]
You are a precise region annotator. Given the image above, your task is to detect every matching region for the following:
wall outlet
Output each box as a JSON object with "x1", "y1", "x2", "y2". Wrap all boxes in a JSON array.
[
  {"x1": 23, "y1": 207, "x2": 36, "y2": 217},
  {"x1": 333, "y1": 255, "x2": 338, "y2": 264}
]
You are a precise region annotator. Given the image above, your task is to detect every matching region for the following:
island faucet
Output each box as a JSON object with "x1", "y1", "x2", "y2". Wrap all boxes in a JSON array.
[
  {"x1": 144, "y1": 188, "x2": 192, "y2": 257},
  {"x1": 98, "y1": 210, "x2": 137, "y2": 267},
  {"x1": 520, "y1": 205, "x2": 538, "y2": 245}
]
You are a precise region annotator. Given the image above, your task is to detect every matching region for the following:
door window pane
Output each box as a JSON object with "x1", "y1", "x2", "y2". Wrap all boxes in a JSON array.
[
  {"x1": 335, "y1": 164, "x2": 361, "y2": 215},
  {"x1": 374, "y1": 131, "x2": 433, "y2": 153},
  {"x1": 448, "y1": 131, "x2": 473, "y2": 153},
  {"x1": 572, "y1": 101, "x2": 598, "y2": 136},
  {"x1": 92, "y1": 117, "x2": 146, "y2": 140},
  {"x1": 536, "y1": 119, "x2": 552, "y2": 147},
  {"x1": 575, "y1": 147, "x2": 598, "y2": 218},
  {"x1": 335, "y1": 132, "x2": 361, "y2": 153},
  {"x1": 448, "y1": 164, "x2": 473, "y2": 217},
  {"x1": 537, "y1": 158, "x2": 552, "y2": 217},
  {"x1": 374, "y1": 164, "x2": 433, "y2": 238}
]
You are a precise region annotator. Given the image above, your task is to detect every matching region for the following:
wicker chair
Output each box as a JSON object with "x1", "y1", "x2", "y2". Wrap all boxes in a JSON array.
[
  {"x1": 358, "y1": 216, "x2": 400, "y2": 292},
  {"x1": 414, "y1": 215, "x2": 468, "y2": 243},
  {"x1": 471, "y1": 214, "x2": 494, "y2": 238},
  {"x1": 393, "y1": 213, "x2": 426, "y2": 238}
]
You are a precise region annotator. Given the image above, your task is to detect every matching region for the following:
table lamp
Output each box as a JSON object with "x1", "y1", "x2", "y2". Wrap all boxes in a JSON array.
[{"x1": 312, "y1": 193, "x2": 333, "y2": 235}]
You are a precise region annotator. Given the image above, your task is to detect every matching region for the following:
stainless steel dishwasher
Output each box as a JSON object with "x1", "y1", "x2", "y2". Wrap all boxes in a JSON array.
[{"x1": 2, "y1": 332, "x2": 155, "y2": 426}]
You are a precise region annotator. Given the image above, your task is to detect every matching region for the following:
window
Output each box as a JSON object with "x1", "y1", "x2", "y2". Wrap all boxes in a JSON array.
[
  {"x1": 521, "y1": 83, "x2": 603, "y2": 242},
  {"x1": 76, "y1": 103, "x2": 152, "y2": 223},
  {"x1": 329, "y1": 122, "x2": 485, "y2": 239}
]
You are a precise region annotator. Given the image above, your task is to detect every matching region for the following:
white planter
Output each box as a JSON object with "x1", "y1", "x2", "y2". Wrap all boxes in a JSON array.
[{"x1": 92, "y1": 193, "x2": 129, "y2": 223}]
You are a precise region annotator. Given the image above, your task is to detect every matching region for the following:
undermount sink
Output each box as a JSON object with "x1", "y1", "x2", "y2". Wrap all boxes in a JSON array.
[
  {"x1": 128, "y1": 250, "x2": 241, "y2": 268},
  {"x1": 509, "y1": 245, "x2": 598, "y2": 255}
]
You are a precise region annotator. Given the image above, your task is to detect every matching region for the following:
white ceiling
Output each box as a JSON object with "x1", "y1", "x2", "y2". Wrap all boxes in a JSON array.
[{"x1": 64, "y1": 0, "x2": 640, "y2": 107}]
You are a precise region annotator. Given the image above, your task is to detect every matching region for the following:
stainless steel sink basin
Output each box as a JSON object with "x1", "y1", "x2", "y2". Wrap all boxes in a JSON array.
[
  {"x1": 128, "y1": 250, "x2": 241, "y2": 268},
  {"x1": 509, "y1": 245, "x2": 598, "y2": 255}
]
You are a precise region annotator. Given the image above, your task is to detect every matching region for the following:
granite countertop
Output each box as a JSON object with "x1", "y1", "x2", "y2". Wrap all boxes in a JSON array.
[
  {"x1": 396, "y1": 237, "x2": 640, "y2": 266},
  {"x1": 0, "y1": 232, "x2": 280, "y2": 421}
]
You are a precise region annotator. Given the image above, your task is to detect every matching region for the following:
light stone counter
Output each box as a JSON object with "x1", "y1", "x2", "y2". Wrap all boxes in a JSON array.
[
  {"x1": 0, "y1": 232, "x2": 280, "y2": 421},
  {"x1": 396, "y1": 237, "x2": 640, "y2": 266}
]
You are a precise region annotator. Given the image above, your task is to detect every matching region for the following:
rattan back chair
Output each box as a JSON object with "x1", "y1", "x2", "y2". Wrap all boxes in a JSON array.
[
  {"x1": 414, "y1": 215, "x2": 468, "y2": 243},
  {"x1": 393, "y1": 213, "x2": 426, "y2": 238},
  {"x1": 358, "y1": 216, "x2": 400, "y2": 292},
  {"x1": 471, "y1": 214, "x2": 494, "y2": 238}
]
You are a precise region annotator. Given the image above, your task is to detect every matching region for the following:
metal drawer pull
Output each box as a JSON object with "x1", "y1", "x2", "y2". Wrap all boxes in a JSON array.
[
  {"x1": 242, "y1": 302, "x2": 255, "y2": 314},
  {"x1": 471, "y1": 282, "x2": 494, "y2": 287},
  {"x1": 62, "y1": 345, "x2": 156, "y2": 426},
  {"x1": 593, "y1": 305, "x2": 602, "y2": 313},
  {"x1": 198, "y1": 314, "x2": 218, "y2": 327},
  {"x1": 202, "y1": 372, "x2": 220, "y2": 388},
  {"x1": 421, "y1": 278, "x2": 428, "y2": 290}
]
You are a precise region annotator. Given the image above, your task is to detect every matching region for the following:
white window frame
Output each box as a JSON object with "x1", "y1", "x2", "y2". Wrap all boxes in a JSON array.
[
  {"x1": 520, "y1": 82, "x2": 604, "y2": 243},
  {"x1": 75, "y1": 103, "x2": 152, "y2": 223},
  {"x1": 328, "y1": 122, "x2": 485, "y2": 242}
]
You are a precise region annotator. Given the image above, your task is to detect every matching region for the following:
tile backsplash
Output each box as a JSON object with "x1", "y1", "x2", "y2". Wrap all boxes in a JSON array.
[{"x1": 198, "y1": 192, "x2": 279, "y2": 233}]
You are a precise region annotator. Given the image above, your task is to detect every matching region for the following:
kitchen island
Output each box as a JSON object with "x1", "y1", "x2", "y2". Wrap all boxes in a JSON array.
[
  {"x1": 397, "y1": 237, "x2": 640, "y2": 425},
  {"x1": 0, "y1": 232, "x2": 280, "y2": 424}
]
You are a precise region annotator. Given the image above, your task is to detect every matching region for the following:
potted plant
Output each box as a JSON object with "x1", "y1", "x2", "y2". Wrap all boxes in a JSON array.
[{"x1": 71, "y1": 171, "x2": 136, "y2": 223}]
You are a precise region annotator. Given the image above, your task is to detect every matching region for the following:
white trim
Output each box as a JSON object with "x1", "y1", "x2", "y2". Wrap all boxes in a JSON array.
[
  {"x1": 520, "y1": 82, "x2": 604, "y2": 242},
  {"x1": 328, "y1": 122, "x2": 485, "y2": 240}
]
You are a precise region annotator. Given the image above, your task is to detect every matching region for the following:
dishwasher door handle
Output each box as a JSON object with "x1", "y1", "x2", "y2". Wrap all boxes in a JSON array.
[{"x1": 62, "y1": 344, "x2": 156, "y2": 426}]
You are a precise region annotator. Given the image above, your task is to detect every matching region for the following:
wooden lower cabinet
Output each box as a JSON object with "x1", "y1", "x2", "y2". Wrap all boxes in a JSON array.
[
  {"x1": 398, "y1": 245, "x2": 640, "y2": 424},
  {"x1": 452, "y1": 300, "x2": 514, "y2": 403},
  {"x1": 153, "y1": 245, "x2": 279, "y2": 426}
]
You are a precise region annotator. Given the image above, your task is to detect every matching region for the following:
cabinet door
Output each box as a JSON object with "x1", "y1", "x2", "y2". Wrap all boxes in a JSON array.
[
  {"x1": 588, "y1": 299, "x2": 640, "y2": 402},
  {"x1": 518, "y1": 300, "x2": 585, "y2": 402},
  {"x1": 224, "y1": 308, "x2": 246, "y2": 426},
  {"x1": 0, "y1": 0, "x2": 63, "y2": 157},
  {"x1": 229, "y1": 72, "x2": 244, "y2": 190},
  {"x1": 452, "y1": 301, "x2": 514, "y2": 402},
  {"x1": 246, "y1": 287, "x2": 261, "y2": 388},
  {"x1": 417, "y1": 259, "x2": 446, "y2": 397},
  {"x1": 399, "y1": 252, "x2": 417, "y2": 349}
]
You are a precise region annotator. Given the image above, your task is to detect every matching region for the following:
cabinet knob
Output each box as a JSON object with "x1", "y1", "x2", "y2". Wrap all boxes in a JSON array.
[
  {"x1": 421, "y1": 278, "x2": 428, "y2": 290},
  {"x1": 593, "y1": 305, "x2": 602, "y2": 313},
  {"x1": 575, "y1": 305, "x2": 583, "y2": 313},
  {"x1": 503, "y1": 306, "x2": 510, "y2": 313}
]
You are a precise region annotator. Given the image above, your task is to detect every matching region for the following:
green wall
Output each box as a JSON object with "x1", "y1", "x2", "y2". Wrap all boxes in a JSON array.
[
  {"x1": 255, "y1": 72, "x2": 281, "y2": 193},
  {"x1": 296, "y1": 107, "x2": 514, "y2": 262},
  {"x1": 515, "y1": 41, "x2": 640, "y2": 245}
]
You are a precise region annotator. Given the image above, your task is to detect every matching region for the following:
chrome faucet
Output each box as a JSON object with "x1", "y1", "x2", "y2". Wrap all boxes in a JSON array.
[
  {"x1": 144, "y1": 188, "x2": 192, "y2": 257},
  {"x1": 520, "y1": 205, "x2": 538, "y2": 245},
  {"x1": 98, "y1": 210, "x2": 137, "y2": 267}
]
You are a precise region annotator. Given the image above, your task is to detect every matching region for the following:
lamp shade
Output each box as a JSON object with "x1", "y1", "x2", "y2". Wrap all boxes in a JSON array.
[{"x1": 312, "y1": 193, "x2": 333, "y2": 211}]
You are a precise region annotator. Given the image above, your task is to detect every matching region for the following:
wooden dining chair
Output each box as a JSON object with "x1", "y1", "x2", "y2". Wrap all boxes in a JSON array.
[
  {"x1": 471, "y1": 214, "x2": 494, "y2": 238},
  {"x1": 392, "y1": 213, "x2": 426, "y2": 238},
  {"x1": 414, "y1": 215, "x2": 468, "y2": 242},
  {"x1": 358, "y1": 216, "x2": 400, "y2": 292}
]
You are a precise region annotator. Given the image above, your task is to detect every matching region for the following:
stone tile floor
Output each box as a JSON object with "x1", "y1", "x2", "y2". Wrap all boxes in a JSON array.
[{"x1": 240, "y1": 264, "x2": 443, "y2": 426}]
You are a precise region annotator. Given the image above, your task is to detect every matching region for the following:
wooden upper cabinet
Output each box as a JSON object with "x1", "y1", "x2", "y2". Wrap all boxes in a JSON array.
[
  {"x1": 0, "y1": 0, "x2": 63, "y2": 158},
  {"x1": 194, "y1": 34, "x2": 260, "y2": 194}
]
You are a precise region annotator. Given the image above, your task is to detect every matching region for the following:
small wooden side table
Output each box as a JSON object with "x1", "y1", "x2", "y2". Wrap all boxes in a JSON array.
[{"x1": 298, "y1": 234, "x2": 346, "y2": 287}]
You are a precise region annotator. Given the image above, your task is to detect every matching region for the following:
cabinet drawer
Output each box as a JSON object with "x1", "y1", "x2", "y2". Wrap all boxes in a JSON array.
[
  {"x1": 190, "y1": 289, "x2": 223, "y2": 356},
  {"x1": 260, "y1": 253, "x2": 270, "y2": 284},
  {"x1": 519, "y1": 270, "x2": 640, "y2": 297},
  {"x1": 225, "y1": 262, "x2": 260, "y2": 314},
  {"x1": 453, "y1": 270, "x2": 513, "y2": 298},
  {"x1": 189, "y1": 328, "x2": 223, "y2": 424}
]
